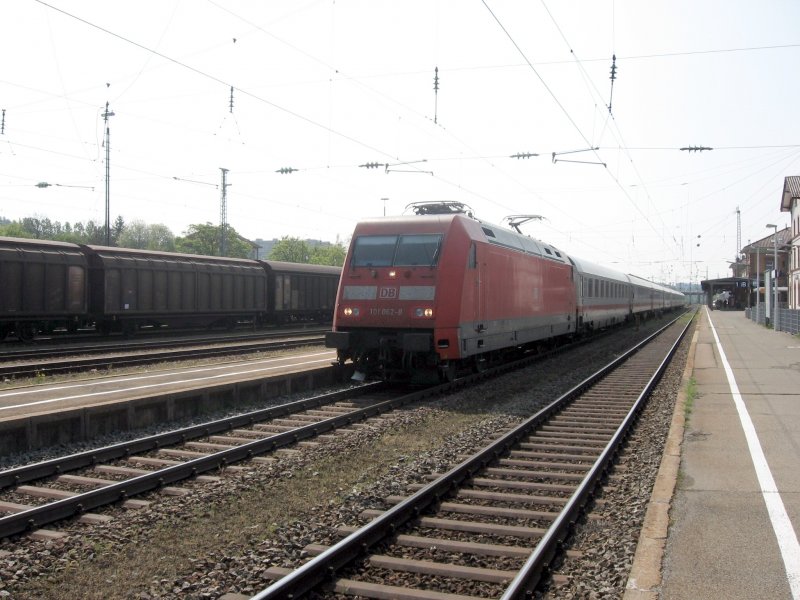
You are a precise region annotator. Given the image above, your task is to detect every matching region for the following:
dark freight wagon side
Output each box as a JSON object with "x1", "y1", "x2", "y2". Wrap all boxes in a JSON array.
[
  {"x1": 83, "y1": 245, "x2": 268, "y2": 333},
  {"x1": 0, "y1": 237, "x2": 88, "y2": 340},
  {"x1": 260, "y1": 260, "x2": 340, "y2": 323}
]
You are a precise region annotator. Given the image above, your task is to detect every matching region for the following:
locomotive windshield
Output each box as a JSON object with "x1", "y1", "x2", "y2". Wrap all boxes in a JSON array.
[{"x1": 352, "y1": 234, "x2": 442, "y2": 268}]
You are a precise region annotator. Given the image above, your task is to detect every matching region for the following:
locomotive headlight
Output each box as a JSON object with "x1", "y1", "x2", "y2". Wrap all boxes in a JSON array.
[
  {"x1": 343, "y1": 307, "x2": 359, "y2": 316},
  {"x1": 415, "y1": 307, "x2": 434, "y2": 317},
  {"x1": 424, "y1": 308, "x2": 433, "y2": 317},
  {"x1": 388, "y1": 270, "x2": 397, "y2": 278}
]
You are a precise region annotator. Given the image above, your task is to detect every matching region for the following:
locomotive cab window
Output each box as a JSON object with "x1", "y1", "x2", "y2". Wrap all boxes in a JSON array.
[
  {"x1": 351, "y1": 234, "x2": 442, "y2": 268},
  {"x1": 394, "y1": 234, "x2": 442, "y2": 267},
  {"x1": 352, "y1": 235, "x2": 397, "y2": 267}
]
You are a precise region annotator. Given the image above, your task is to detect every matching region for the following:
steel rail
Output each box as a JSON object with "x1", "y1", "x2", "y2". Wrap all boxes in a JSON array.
[
  {"x1": 0, "y1": 335, "x2": 325, "y2": 378},
  {"x1": 0, "y1": 327, "x2": 329, "y2": 362},
  {"x1": 500, "y1": 310, "x2": 695, "y2": 598},
  {"x1": 1, "y1": 310, "x2": 603, "y2": 538},
  {"x1": 0, "y1": 382, "x2": 381, "y2": 493},
  {"x1": 251, "y1": 310, "x2": 694, "y2": 600},
  {"x1": 0, "y1": 383, "x2": 394, "y2": 538}
]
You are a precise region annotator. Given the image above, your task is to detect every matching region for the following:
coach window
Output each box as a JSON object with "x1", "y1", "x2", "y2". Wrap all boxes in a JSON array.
[{"x1": 394, "y1": 234, "x2": 443, "y2": 267}]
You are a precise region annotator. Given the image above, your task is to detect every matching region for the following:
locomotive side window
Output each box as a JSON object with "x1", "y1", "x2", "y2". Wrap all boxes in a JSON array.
[
  {"x1": 352, "y1": 235, "x2": 397, "y2": 267},
  {"x1": 468, "y1": 243, "x2": 477, "y2": 269},
  {"x1": 394, "y1": 234, "x2": 442, "y2": 266}
]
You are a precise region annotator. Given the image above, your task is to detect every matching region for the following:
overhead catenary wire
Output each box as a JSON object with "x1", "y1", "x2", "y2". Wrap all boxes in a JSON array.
[
  {"x1": 487, "y1": 0, "x2": 682, "y2": 265},
  {"x1": 9, "y1": 2, "x2": 798, "y2": 281},
  {"x1": 196, "y1": 1, "x2": 612, "y2": 235},
  {"x1": 32, "y1": 0, "x2": 395, "y2": 162},
  {"x1": 30, "y1": 0, "x2": 537, "y2": 221}
]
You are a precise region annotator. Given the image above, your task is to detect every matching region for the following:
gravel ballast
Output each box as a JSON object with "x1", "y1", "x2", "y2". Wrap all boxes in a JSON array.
[{"x1": 0, "y1": 314, "x2": 693, "y2": 599}]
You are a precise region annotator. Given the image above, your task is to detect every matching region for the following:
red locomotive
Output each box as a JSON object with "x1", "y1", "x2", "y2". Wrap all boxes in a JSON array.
[{"x1": 325, "y1": 202, "x2": 685, "y2": 382}]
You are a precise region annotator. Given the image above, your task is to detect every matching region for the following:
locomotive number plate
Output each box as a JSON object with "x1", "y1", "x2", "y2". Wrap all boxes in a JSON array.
[{"x1": 369, "y1": 307, "x2": 403, "y2": 316}]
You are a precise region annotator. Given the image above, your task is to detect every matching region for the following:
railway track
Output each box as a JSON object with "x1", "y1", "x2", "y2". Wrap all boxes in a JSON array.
[
  {"x1": 0, "y1": 314, "x2": 686, "y2": 541},
  {"x1": 0, "y1": 329, "x2": 328, "y2": 379},
  {"x1": 252, "y1": 311, "x2": 694, "y2": 599},
  {"x1": 0, "y1": 381, "x2": 453, "y2": 540}
]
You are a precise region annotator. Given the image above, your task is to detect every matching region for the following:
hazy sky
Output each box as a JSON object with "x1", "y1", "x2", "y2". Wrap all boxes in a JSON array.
[{"x1": 2, "y1": 0, "x2": 799, "y2": 282}]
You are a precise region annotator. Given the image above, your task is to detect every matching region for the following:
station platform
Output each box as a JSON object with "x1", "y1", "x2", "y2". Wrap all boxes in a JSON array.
[{"x1": 625, "y1": 308, "x2": 800, "y2": 599}]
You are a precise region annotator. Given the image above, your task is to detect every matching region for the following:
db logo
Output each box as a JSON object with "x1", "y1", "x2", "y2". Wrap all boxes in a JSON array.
[{"x1": 379, "y1": 287, "x2": 398, "y2": 299}]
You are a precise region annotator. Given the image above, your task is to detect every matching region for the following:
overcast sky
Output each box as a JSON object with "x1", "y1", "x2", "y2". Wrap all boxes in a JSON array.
[{"x1": 2, "y1": 0, "x2": 799, "y2": 283}]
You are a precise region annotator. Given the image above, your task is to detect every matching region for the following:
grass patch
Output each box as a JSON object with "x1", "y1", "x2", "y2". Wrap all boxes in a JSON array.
[{"x1": 684, "y1": 376, "x2": 697, "y2": 424}]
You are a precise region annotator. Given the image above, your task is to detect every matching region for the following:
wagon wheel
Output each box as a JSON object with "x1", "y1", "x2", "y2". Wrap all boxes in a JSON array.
[
  {"x1": 472, "y1": 355, "x2": 488, "y2": 373},
  {"x1": 440, "y1": 361, "x2": 458, "y2": 382},
  {"x1": 16, "y1": 322, "x2": 36, "y2": 343},
  {"x1": 121, "y1": 321, "x2": 138, "y2": 338}
]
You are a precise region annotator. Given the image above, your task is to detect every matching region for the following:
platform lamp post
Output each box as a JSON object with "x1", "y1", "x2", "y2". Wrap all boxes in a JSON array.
[{"x1": 767, "y1": 224, "x2": 778, "y2": 331}]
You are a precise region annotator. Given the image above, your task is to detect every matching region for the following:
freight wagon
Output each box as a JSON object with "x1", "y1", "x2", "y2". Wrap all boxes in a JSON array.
[
  {"x1": 0, "y1": 237, "x2": 89, "y2": 341},
  {"x1": 0, "y1": 236, "x2": 341, "y2": 341}
]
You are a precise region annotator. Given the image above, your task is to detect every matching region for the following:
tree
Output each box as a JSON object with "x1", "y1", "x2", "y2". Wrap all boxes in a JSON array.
[
  {"x1": 52, "y1": 222, "x2": 83, "y2": 244},
  {"x1": 147, "y1": 223, "x2": 175, "y2": 251},
  {"x1": 72, "y1": 222, "x2": 86, "y2": 240},
  {"x1": 0, "y1": 222, "x2": 34, "y2": 238},
  {"x1": 21, "y1": 217, "x2": 44, "y2": 238},
  {"x1": 84, "y1": 221, "x2": 105, "y2": 245},
  {"x1": 268, "y1": 237, "x2": 311, "y2": 263},
  {"x1": 309, "y1": 243, "x2": 347, "y2": 266},
  {"x1": 175, "y1": 223, "x2": 251, "y2": 258},
  {"x1": 119, "y1": 220, "x2": 176, "y2": 251},
  {"x1": 118, "y1": 220, "x2": 150, "y2": 249},
  {"x1": 112, "y1": 215, "x2": 125, "y2": 246}
]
